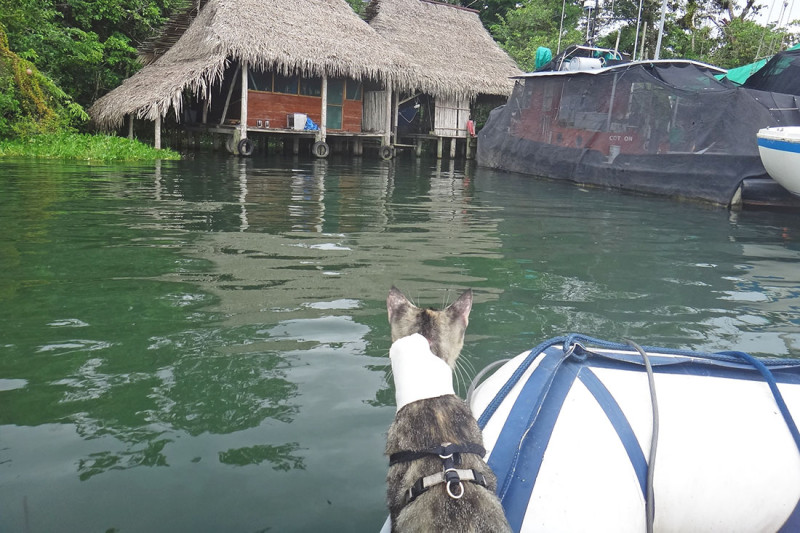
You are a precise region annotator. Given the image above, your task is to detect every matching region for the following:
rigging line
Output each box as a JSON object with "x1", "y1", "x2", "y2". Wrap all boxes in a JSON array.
[
  {"x1": 770, "y1": 0, "x2": 790, "y2": 55},
  {"x1": 558, "y1": 0, "x2": 567, "y2": 54},
  {"x1": 755, "y1": 0, "x2": 778, "y2": 60},
  {"x1": 781, "y1": 0, "x2": 797, "y2": 49}
]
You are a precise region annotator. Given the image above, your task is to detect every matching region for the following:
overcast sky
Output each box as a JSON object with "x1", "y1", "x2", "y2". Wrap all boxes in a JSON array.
[{"x1": 756, "y1": 0, "x2": 799, "y2": 27}]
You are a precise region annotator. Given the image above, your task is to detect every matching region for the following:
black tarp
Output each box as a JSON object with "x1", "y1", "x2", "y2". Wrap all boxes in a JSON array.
[
  {"x1": 477, "y1": 61, "x2": 800, "y2": 205},
  {"x1": 743, "y1": 48, "x2": 800, "y2": 95}
]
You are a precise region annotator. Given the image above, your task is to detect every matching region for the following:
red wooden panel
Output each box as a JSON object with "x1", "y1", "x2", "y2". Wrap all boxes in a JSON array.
[{"x1": 247, "y1": 91, "x2": 362, "y2": 132}]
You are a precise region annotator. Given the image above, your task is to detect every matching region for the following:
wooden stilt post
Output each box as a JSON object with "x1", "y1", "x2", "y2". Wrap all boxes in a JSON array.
[
  {"x1": 415, "y1": 138, "x2": 422, "y2": 157},
  {"x1": 383, "y1": 87, "x2": 392, "y2": 148},
  {"x1": 450, "y1": 137, "x2": 457, "y2": 159},
  {"x1": 320, "y1": 74, "x2": 328, "y2": 144},
  {"x1": 437, "y1": 137, "x2": 443, "y2": 159},
  {"x1": 392, "y1": 90, "x2": 399, "y2": 146},
  {"x1": 128, "y1": 115, "x2": 134, "y2": 140},
  {"x1": 293, "y1": 137, "x2": 300, "y2": 155},
  {"x1": 466, "y1": 137, "x2": 475, "y2": 159},
  {"x1": 239, "y1": 60, "x2": 249, "y2": 149},
  {"x1": 154, "y1": 114, "x2": 162, "y2": 150}
]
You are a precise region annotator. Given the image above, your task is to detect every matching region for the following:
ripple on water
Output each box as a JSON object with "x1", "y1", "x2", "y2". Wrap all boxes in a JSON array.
[
  {"x1": 35, "y1": 340, "x2": 113, "y2": 355},
  {"x1": 0, "y1": 378, "x2": 28, "y2": 392}
]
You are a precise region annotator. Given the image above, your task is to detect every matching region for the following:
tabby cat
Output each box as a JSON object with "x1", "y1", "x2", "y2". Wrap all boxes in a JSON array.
[{"x1": 385, "y1": 286, "x2": 511, "y2": 533}]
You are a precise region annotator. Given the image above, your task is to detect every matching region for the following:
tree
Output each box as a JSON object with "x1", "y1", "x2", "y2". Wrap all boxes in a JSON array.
[
  {"x1": 489, "y1": 0, "x2": 585, "y2": 70},
  {"x1": 591, "y1": 0, "x2": 796, "y2": 66},
  {"x1": 0, "y1": 24, "x2": 88, "y2": 138},
  {"x1": 0, "y1": 0, "x2": 188, "y2": 110}
]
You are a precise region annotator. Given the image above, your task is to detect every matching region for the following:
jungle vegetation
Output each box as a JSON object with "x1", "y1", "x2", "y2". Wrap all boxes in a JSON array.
[{"x1": 0, "y1": 0, "x2": 797, "y2": 154}]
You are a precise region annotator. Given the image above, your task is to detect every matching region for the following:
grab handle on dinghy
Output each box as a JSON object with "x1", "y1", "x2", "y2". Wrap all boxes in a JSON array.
[
  {"x1": 475, "y1": 334, "x2": 800, "y2": 456},
  {"x1": 717, "y1": 349, "x2": 800, "y2": 455}
]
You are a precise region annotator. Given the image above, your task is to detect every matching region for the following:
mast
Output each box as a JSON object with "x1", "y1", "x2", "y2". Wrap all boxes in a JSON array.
[{"x1": 654, "y1": 0, "x2": 668, "y2": 59}]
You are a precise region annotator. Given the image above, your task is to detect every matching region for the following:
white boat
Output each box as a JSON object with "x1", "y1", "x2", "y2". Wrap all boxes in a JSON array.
[
  {"x1": 469, "y1": 334, "x2": 800, "y2": 532},
  {"x1": 758, "y1": 126, "x2": 800, "y2": 196}
]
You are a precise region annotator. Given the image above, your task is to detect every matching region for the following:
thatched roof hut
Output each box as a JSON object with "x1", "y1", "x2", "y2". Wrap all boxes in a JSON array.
[
  {"x1": 89, "y1": 0, "x2": 415, "y2": 129},
  {"x1": 365, "y1": 0, "x2": 522, "y2": 101}
]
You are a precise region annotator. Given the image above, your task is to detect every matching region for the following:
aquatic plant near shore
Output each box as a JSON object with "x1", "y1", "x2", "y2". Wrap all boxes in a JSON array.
[{"x1": 0, "y1": 132, "x2": 180, "y2": 161}]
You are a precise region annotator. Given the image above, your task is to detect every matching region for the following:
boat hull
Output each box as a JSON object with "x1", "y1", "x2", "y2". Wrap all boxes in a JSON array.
[
  {"x1": 477, "y1": 126, "x2": 800, "y2": 207},
  {"x1": 477, "y1": 59, "x2": 800, "y2": 208},
  {"x1": 470, "y1": 337, "x2": 800, "y2": 532},
  {"x1": 477, "y1": 131, "x2": 778, "y2": 206},
  {"x1": 758, "y1": 127, "x2": 800, "y2": 196}
]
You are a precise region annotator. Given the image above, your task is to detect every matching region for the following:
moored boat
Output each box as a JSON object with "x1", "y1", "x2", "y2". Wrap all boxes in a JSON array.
[
  {"x1": 477, "y1": 54, "x2": 800, "y2": 208},
  {"x1": 758, "y1": 126, "x2": 800, "y2": 196},
  {"x1": 468, "y1": 334, "x2": 800, "y2": 532}
]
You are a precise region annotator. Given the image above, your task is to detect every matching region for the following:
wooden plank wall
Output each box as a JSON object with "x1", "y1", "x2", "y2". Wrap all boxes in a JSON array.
[
  {"x1": 362, "y1": 90, "x2": 387, "y2": 133},
  {"x1": 434, "y1": 96, "x2": 469, "y2": 138},
  {"x1": 247, "y1": 91, "x2": 362, "y2": 131}
]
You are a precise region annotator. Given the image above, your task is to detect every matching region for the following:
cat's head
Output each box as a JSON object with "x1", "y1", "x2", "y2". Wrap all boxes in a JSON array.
[{"x1": 386, "y1": 286, "x2": 473, "y2": 368}]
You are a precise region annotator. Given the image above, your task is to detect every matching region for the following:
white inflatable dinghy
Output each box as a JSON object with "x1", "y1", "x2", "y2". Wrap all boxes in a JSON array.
[{"x1": 469, "y1": 334, "x2": 800, "y2": 532}]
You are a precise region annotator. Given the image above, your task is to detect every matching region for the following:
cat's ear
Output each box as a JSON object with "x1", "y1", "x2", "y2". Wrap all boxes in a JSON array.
[
  {"x1": 387, "y1": 286, "x2": 412, "y2": 322},
  {"x1": 447, "y1": 289, "x2": 473, "y2": 326}
]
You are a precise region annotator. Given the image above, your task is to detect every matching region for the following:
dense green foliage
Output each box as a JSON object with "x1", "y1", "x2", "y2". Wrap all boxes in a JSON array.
[
  {"x1": 1, "y1": 0, "x2": 798, "y2": 153},
  {"x1": 0, "y1": 0, "x2": 187, "y2": 110},
  {"x1": 467, "y1": 0, "x2": 797, "y2": 70},
  {"x1": 0, "y1": 132, "x2": 180, "y2": 160},
  {"x1": 0, "y1": 25, "x2": 88, "y2": 138}
]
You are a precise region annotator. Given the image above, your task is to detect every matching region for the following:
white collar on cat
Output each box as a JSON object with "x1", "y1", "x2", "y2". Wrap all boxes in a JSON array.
[{"x1": 390, "y1": 333, "x2": 455, "y2": 412}]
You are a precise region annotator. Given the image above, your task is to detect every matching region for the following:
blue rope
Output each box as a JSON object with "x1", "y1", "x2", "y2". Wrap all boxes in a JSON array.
[
  {"x1": 475, "y1": 334, "x2": 800, "y2": 455},
  {"x1": 476, "y1": 336, "x2": 566, "y2": 429},
  {"x1": 716, "y1": 350, "x2": 800, "y2": 455}
]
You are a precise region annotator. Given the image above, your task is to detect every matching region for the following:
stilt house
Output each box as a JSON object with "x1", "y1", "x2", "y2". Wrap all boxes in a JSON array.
[
  {"x1": 89, "y1": 0, "x2": 415, "y2": 156},
  {"x1": 365, "y1": 0, "x2": 522, "y2": 156}
]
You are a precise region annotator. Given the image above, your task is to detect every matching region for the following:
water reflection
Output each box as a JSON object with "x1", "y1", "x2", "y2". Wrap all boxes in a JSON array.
[{"x1": 4, "y1": 155, "x2": 800, "y2": 532}]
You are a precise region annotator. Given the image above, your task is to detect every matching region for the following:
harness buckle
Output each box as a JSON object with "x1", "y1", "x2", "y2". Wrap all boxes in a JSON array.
[{"x1": 443, "y1": 467, "x2": 460, "y2": 484}]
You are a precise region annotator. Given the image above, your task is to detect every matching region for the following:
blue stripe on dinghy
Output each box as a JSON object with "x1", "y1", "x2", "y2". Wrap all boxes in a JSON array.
[
  {"x1": 487, "y1": 347, "x2": 569, "y2": 498},
  {"x1": 503, "y1": 362, "x2": 580, "y2": 530},
  {"x1": 578, "y1": 368, "x2": 648, "y2": 498},
  {"x1": 758, "y1": 136, "x2": 800, "y2": 154},
  {"x1": 492, "y1": 356, "x2": 580, "y2": 531},
  {"x1": 779, "y1": 496, "x2": 800, "y2": 532}
]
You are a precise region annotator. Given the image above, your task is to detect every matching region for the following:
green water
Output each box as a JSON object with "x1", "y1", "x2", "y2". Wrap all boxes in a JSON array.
[{"x1": 2, "y1": 153, "x2": 800, "y2": 532}]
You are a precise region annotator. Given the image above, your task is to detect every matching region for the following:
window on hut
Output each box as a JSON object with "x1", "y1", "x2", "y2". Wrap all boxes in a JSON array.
[
  {"x1": 275, "y1": 74, "x2": 299, "y2": 94},
  {"x1": 247, "y1": 70, "x2": 272, "y2": 92},
  {"x1": 300, "y1": 77, "x2": 322, "y2": 97},
  {"x1": 346, "y1": 81, "x2": 363, "y2": 101}
]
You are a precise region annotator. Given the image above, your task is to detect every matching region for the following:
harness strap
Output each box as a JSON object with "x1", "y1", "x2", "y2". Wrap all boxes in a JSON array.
[
  {"x1": 389, "y1": 442, "x2": 486, "y2": 466},
  {"x1": 407, "y1": 468, "x2": 488, "y2": 503}
]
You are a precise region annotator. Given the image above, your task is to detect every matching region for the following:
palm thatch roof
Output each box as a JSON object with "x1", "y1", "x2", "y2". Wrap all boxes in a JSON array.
[
  {"x1": 366, "y1": 0, "x2": 521, "y2": 101},
  {"x1": 89, "y1": 0, "x2": 416, "y2": 129},
  {"x1": 137, "y1": 0, "x2": 208, "y2": 65}
]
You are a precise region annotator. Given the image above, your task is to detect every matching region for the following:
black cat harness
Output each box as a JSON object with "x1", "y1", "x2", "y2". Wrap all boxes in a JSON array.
[{"x1": 389, "y1": 442, "x2": 489, "y2": 503}]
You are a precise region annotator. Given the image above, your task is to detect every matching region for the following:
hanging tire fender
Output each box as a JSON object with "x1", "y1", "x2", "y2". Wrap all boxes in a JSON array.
[
  {"x1": 312, "y1": 141, "x2": 330, "y2": 158},
  {"x1": 237, "y1": 138, "x2": 254, "y2": 157},
  {"x1": 379, "y1": 145, "x2": 394, "y2": 160}
]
